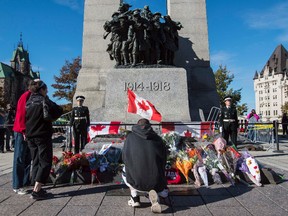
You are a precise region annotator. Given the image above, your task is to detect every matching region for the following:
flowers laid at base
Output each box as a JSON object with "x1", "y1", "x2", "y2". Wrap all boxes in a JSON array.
[
  {"x1": 161, "y1": 131, "x2": 265, "y2": 187},
  {"x1": 50, "y1": 144, "x2": 122, "y2": 185},
  {"x1": 50, "y1": 130, "x2": 279, "y2": 187}
]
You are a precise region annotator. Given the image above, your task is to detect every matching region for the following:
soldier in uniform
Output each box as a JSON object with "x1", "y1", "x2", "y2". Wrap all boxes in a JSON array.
[
  {"x1": 70, "y1": 96, "x2": 90, "y2": 154},
  {"x1": 219, "y1": 96, "x2": 238, "y2": 146}
]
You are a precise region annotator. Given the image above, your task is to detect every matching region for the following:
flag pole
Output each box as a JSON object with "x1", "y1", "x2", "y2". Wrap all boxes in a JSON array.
[{"x1": 125, "y1": 89, "x2": 128, "y2": 123}]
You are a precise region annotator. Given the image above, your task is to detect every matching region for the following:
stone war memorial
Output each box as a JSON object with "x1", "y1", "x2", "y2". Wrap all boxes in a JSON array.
[
  {"x1": 75, "y1": 0, "x2": 219, "y2": 123},
  {"x1": 51, "y1": 0, "x2": 281, "y2": 192}
]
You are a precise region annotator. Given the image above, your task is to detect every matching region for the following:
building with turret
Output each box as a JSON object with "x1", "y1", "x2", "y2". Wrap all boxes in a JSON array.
[
  {"x1": 0, "y1": 35, "x2": 40, "y2": 109},
  {"x1": 253, "y1": 44, "x2": 288, "y2": 122}
]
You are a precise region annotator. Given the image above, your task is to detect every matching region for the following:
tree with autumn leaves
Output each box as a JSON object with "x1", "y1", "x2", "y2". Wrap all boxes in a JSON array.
[
  {"x1": 214, "y1": 65, "x2": 248, "y2": 115},
  {"x1": 52, "y1": 56, "x2": 81, "y2": 113}
]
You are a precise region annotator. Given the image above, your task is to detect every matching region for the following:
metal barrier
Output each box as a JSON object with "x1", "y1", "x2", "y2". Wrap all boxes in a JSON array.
[
  {"x1": 238, "y1": 122, "x2": 275, "y2": 150},
  {"x1": 53, "y1": 121, "x2": 215, "y2": 151},
  {"x1": 207, "y1": 106, "x2": 221, "y2": 122},
  {"x1": 1, "y1": 120, "x2": 284, "y2": 153}
]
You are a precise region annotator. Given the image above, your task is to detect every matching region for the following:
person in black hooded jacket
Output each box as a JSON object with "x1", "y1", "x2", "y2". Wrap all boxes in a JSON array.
[
  {"x1": 26, "y1": 81, "x2": 63, "y2": 200},
  {"x1": 122, "y1": 118, "x2": 168, "y2": 213}
]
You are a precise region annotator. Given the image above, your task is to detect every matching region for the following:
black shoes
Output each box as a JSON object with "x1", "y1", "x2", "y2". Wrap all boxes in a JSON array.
[{"x1": 30, "y1": 189, "x2": 48, "y2": 200}]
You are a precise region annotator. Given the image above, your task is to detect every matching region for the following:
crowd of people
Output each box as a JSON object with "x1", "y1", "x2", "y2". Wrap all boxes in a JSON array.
[
  {"x1": 0, "y1": 78, "x2": 168, "y2": 213},
  {"x1": 0, "y1": 105, "x2": 15, "y2": 153},
  {"x1": 3, "y1": 79, "x2": 63, "y2": 199}
]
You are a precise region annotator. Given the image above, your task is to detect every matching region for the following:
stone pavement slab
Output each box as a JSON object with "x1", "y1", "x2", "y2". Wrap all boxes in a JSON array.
[
  {"x1": 0, "y1": 151, "x2": 14, "y2": 176},
  {"x1": 207, "y1": 206, "x2": 253, "y2": 216},
  {"x1": 0, "y1": 174, "x2": 287, "y2": 216}
]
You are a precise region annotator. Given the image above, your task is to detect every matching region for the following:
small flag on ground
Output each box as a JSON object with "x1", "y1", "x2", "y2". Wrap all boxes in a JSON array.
[
  {"x1": 87, "y1": 121, "x2": 121, "y2": 142},
  {"x1": 162, "y1": 121, "x2": 214, "y2": 138}
]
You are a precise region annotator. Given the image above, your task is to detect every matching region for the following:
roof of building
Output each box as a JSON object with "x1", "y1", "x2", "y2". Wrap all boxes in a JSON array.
[
  {"x1": 29, "y1": 70, "x2": 40, "y2": 79},
  {"x1": 260, "y1": 44, "x2": 288, "y2": 77},
  {"x1": 11, "y1": 44, "x2": 30, "y2": 63},
  {"x1": 253, "y1": 71, "x2": 258, "y2": 80},
  {"x1": 0, "y1": 62, "x2": 14, "y2": 78}
]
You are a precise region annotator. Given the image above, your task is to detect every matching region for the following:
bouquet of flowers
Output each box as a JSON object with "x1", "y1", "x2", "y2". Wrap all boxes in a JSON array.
[
  {"x1": 85, "y1": 144, "x2": 113, "y2": 184},
  {"x1": 162, "y1": 131, "x2": 182, "y2": 162},
  {"x1": 51, "y1": 151, "x2": 73, "y2": 177},
  {"x1": 213, "y1": 136, "x2": 226, "y2": 158},
  {"x1": 202, "y1": 144, "x2": 235, "y2": 185},
  {"x1": 175, "y1": 156, "x2": 192, "y2": 183},
  {"x1": 86, "y1": 151, "x2": 103, "y2": 184},
  {"x1": 238, "y1": 150, "x2": 262, "y2": 186},
  {"x1": 50, "y1": 151, "x2": 88, "y2": 186}
]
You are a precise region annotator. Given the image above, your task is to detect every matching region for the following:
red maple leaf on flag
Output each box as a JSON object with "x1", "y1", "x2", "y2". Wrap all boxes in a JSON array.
[
  {"x1": 138, "y1": 100, "x2": 150, "y2": 111},
  {"x1": 184, "y1": 130, "x2": 192, "y2": 137},
  {"x1": 91, "y1": 125, "x2": 106, "y2": 131}
]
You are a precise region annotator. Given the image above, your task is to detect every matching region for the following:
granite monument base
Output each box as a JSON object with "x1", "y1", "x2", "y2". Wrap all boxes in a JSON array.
[
  {"x1": 104, "y1": 68, "x2": 191, "y2": 123},
  {"x1": 82, "y1": 68, "x2": 191, "y2": 123}
]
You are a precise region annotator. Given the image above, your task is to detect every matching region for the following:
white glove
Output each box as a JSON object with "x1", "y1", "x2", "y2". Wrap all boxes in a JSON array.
[{"x1": 219, "y1": 127, "x2": 223, "y2": 133}]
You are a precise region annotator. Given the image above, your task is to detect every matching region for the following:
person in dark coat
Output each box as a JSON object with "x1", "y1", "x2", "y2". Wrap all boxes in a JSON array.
[
  {"x1": 26, "y1": 81, "x2": 63, "y2": 200},
  {"x1": 282, "y1": 112, "x2": 288, "y2": 136},
  {"x1": 12, "y1": 79, "x2": 39, "y2": 195},
  {"x1": 122, "y1": 118, "x2": 168, "y2": 213},
  {"x1": 0, "y1": 109, "x2": 6, "y2": 153},
  {"x1": 219, "y1": 96, "x2": 238, "y2": 146},
  {"x1": 70, "y1": 95, "x2": 90, "y2": 154},
  {"x1": 5, "y1": 105, "x2": 15, "y2": 151}
]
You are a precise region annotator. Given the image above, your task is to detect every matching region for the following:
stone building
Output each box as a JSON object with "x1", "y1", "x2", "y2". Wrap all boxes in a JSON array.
[
  {"x1": 253, "y1": 44, "x2": 288, "y2": 122},
  {"x1": 0, "y1": 36, "x2": 40, "y2": 109}
]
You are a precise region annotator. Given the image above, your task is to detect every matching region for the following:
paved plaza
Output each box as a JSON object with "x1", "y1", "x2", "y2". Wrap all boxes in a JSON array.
[{"x1": 0, "y1": 140, "x2": 288, "y2": 216}]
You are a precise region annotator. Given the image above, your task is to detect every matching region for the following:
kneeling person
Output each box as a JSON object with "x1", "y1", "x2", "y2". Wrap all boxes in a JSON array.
[{"x1": 122, "y1": 119, "x2": 168, "y2": 213}]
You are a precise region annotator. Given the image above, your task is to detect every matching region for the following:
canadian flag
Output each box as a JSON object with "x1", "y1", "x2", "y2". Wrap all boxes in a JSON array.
[
  {"x1": 127, "y1": 89, "x2": 162, "y2": 122},
  {"x1": 162, "y1": 121, "x2": 214, "y2": 138},
  {"x1": 87, "y1": 122, "x2": 121, "y2": 142}
]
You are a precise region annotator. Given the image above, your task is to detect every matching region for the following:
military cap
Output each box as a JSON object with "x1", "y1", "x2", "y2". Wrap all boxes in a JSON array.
[
  {"x1": 119, "y1": 3, "x2": 132, "y2": 8},
  {"x1": 112, "y1": 11, "x2": 119, "y2": 17},
  {"x1": 132, "y1": 9, "x2": 141, "y2": 16},
  {"x1": 76, "y1": 95, "x2": 85, "y2": 101},
  {"x1": 224, "y1": 96, "x2": 232, "y2": 102},
  {"x1": 144, "y1": 5, "x2": 149, "y2": 10},
  {"x1": 153, "y1": 12, "x2": 162, "y2": 17}
]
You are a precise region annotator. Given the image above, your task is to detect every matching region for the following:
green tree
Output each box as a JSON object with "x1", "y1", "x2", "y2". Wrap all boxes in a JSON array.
[
  {"x1": 52, "y1": 56, "x2": 81, "y2": 112},
  {"x1": 281, "y1": 102, "x2": 288, "y2": 114},
  {"x1": 237, "y1": 103, "x2": 248, "y2": 116},
  {"x1": 214, "y1": 65, "x2": 247, "y2": 114}
]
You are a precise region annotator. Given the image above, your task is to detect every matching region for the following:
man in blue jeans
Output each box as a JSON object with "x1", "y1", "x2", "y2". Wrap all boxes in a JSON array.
[{"x1": 13, "y1": 133, "x2": 31, "y2": 193}]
